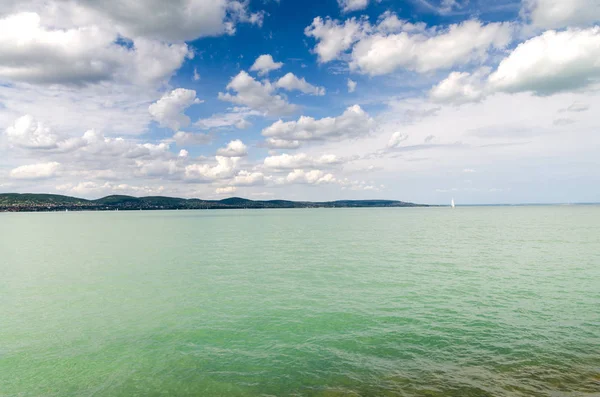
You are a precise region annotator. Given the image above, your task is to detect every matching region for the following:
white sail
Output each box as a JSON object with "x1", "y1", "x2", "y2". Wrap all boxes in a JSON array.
[{"x1": 451, "y1": 198, "x2": 455, "y2": 208}]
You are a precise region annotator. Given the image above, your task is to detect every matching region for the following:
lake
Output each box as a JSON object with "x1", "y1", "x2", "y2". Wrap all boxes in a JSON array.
[{"x1": 1, "y1": 207, "x2": 599, "y2": 396}]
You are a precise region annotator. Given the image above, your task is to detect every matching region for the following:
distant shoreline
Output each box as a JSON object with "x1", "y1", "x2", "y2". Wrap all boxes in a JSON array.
[{"x1": 0, "y1": 193, "x2": 427, "y2": 213}]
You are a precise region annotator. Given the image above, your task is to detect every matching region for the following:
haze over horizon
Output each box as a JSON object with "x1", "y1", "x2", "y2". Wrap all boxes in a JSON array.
[{"x1": 1, "y1": 0, "x2": 599, "y2": 205}]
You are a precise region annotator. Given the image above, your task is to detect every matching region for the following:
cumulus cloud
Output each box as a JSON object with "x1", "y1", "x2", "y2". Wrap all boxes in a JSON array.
[
  {"x1": 263, "y1": 153, "x2": 342, "y2": 170},
  {"x1": 235, "y1": 119, "x2": 252, "y2": 129},
  {"x1": 249, "y1": 54, "x2": 284, "y2": 76},
  {"x1": 0, "y1": 0, "x2": 267, "y2": 87},
  {"x1": 275, "y1": 73, "x2": 325, "y2": 96},
  {"x1": 56, "y1": 181, "x2": 165, "y2": 197},
  {"x1": 262, "y1": 105, "x2": 374, "y2": 148},
  {"x1": 5, "y1": 115, "x2": 59, "y2": 149},
  {"x1": 232, "y1": 171, "x2": 265, "y2": 186},
  {"x1": 216, "y1": 186, "x2": 237, "y2": 194},
  {"x1": 286, "y1": 169, "x2": 336, "y2": 184},
  {"x1": 172, "y1": 131, "x2": 212, "y2": 146},
  {"x1": 305, "y1": 13, "x2": 512, "y2": 75},
  {"x1": 75, "y1": 130, "x2": 172, "y2": 159},
  {"x1": 3, "y1": 115, "x2": 94, "y2": 152},
  {"x1": 149, "y1": 89, "x2": 202, "y2": 131},
  {"x1": 387, "y1": 132, "x2": 408, "y2": 148},
  {"x1": 10, "y1": 161, "x2": 60, "y2": 179},
  {"x1": 487, "y1": 28, "x2": 600, "y2": 95},
  {"x1": 265, "y1": 138, "x2": 302, "y2": 149},
  {"x1": 432, "y1": 28, "x2": 600, "y2": 104},
  {"x1": 226, "y1": 1, "x2": 266, "y2": 32},
  {"x1": 430, "y1": 69, "x2": 488, "y2": 104},
  {"x1": 0, "y1": 83, "x2": 155, "y2": 137},
  {"x1": 304, "y1": 16, "x2": 369, "y2": 63},
  {"x1": 195, "y1": 107, "x2": 262, "y2": 129},
  {"x1": 3, "y1": 0, "x2": 262, "y2": 42},
  {"x1": 218, "y1": 71, "x2": 298, "y2": 116},
  {"x1": 0, "y1": 12, "x2": 192, "y2": 86},
  {"x1": 347, "y1": 78, "x2": 357, "y2": 93},
  {"x1": 350, "y1": 20, "x2": 513, "y2": 75},
  {"x1": 338, "y1": 0, "x2": 369, "y2": 13},
  {"x1": 4, "y1": 122, "x2": 175, "y2": 172},
  {"x1": 184, "y1": 156, "x2": 241, "y2": 181},
  {"x1": 522, "y1": 0, "x2": 600, "y2": 29},
  {"x1": 216, "y1": 139, "x2": 248, "y2": 157}
]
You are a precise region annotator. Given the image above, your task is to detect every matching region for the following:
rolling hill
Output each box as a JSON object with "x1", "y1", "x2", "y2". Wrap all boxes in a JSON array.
[{"x1": 0, "y1": 193, "x2": 426, "y2": 212}]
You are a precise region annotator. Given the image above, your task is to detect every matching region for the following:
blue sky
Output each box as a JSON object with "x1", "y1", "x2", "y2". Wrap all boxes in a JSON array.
[{"x1": 0, "y1": 0, "x2": 599, "y2": 204}]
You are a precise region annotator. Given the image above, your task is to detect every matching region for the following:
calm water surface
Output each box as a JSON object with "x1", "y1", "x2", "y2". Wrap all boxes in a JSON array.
[{"x1": 1, "y1": 207, "x2": 599, "y2": 396}]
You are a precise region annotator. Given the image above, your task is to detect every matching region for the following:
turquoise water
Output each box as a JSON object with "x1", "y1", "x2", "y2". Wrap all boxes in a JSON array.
[{"x1": 1, "y1": 207, "x2": 599, "y2": 396}]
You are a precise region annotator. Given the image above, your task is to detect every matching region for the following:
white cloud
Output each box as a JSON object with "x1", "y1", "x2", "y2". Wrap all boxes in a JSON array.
[
  {"x1": 488, "y1": 28, "x2": 600, "y2": 95},
  {"x1": 433, "y1": 28, "x2": 600, "y2": 104},
  {"x1": 193, "y1": 68, "x2": 201, "y2": 81},
  {"x1": 149, "y1": 88, "x2": 202, "y2": 131},
  {"x1": 262, "y1": 105, "x2": 374, "y2": 147},
  {"x1": 0, "y1": 0, "x2": 266, "y2": 87},
  {"x1": 5, "y1": 115, "x2": 59, "y2": 149},
  {"x1": 387, "y1": 132, "x2": 408, "y2": 148},
  {"x1": 226, "y1": 1, "x2": 266, "y2": 32},
  {"x1": 74, "y1": 130, "x2": 172, "y2": 160},
  {"x1": 10, "y1": 161, "x2": 60, "y2": 179},
  {"x1": 347, "y1": 78, "x2": 357, "y2": 93},
  {"x1": 184, "y1": 156, "x2": 241, "y2": 181},
  {"x1": 235, "y1": 119, "x2": 252, "y2": 129},
  {"x1": 218, "y1": 71, "x2": 298, "y2": 116},
  {"x1": 430, "y1": 70, "x2": 487, "y2": 104},
  {"x1": 179, "y1": 149, "x2": 189, "y2": 157},
  {"x1": 522, "y1": 0, "x2": 600, "y2": 29},
  {"x1": 232, "y1": 171, "x2": 265, "y2": 186},
  {"x1": 216, "y1": 186, "x2": 237, "y2": 194},
  {"x1": 172, "y1": 131, "x2": 212, "y2": 146},
  {"x1": 134, "y1": 159, "x2": 181, "y2": 177},
  {"x1": 265, "y1": 138, "x2": 302, "y2": 149},
  {"x1": 2, "y1": 114, "x2": 98, "y2": 153},
  {"x1": 350, "y1": 20, "x2": 513, "y2": 75},
  {"x1": 195, "y1": 107, "x2": 261, "y2": 129},
  {"x1": 0, "y1": 12, "x2": 191, "y2": 86},
  {"x1": 263, "y1": 153, "x2": 342, "y2": 170},
  {"x1": 286, "y1": 169, "x2": 336, "y2": 184},
  {"x1": 0, "y1": 83, "x2": 155, "y2": 137},
  {"x1": 275, "y1": 73, "x2": 325, "y2": 96},
  {"x1": 10, "y1": 0, "x2": 262, "y2": 42},
  {"x1": 305, "y1": 14, "x2": 512, "y2": 75},
  {"x1": 439, "y1": 0, "x2": 469, "y2": 13},
  {"x1": 304, "y1": 17, "x2": 369, "y2": 63},
  {"x1": 56, "y1": 181, "x2": 165, "y2": 197},
  {"x1": 375, "y1": 11, "x2": 427, "y2": 34},
  {"x1": 249, "y1": 54, "x2": 283, "y2": 76},
  {"x1": 216, "y1": 139, "x2": 248, "y2": 157},
  {"x1": 5, "y1": 126, "x2": 175, "y2": 168},
  {"x1": 338, "y1": 0, "x2": 369, "y2": 13}
]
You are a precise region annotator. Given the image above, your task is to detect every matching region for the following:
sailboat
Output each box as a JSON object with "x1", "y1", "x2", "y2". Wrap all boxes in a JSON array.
[{"x1": 451, "y1": 198, "x2": 455, "y2": 208}]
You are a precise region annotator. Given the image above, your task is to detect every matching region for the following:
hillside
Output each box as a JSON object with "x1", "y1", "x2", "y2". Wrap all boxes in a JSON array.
[{"x1": 0, "y1": 193, "x2": 426, "y2": 212}]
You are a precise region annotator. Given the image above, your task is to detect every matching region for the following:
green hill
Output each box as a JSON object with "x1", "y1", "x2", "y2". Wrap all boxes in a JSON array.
[{"x1": 0, "y1": 193, "x2": 426, "y2": 212}]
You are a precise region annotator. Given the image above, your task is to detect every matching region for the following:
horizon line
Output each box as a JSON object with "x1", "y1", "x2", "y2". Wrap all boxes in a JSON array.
[{"x1": 0, "y1": 192, "x2": 598, "y2": 207}]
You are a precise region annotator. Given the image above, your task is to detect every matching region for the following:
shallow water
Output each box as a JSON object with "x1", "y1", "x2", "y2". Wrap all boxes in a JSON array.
[{"x1": 1, "y1": 207, "x2": 599, "y2": 396}]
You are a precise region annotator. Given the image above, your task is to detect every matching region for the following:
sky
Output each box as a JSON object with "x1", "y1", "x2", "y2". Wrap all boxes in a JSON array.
[{"x1": 0, "y1": 0, "x2": 599, "y2": 205}]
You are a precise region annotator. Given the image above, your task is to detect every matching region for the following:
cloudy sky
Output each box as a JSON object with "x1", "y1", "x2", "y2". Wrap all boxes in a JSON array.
[{"x1": 0, "y1": 0, "x2": 599, "y2": 204}]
